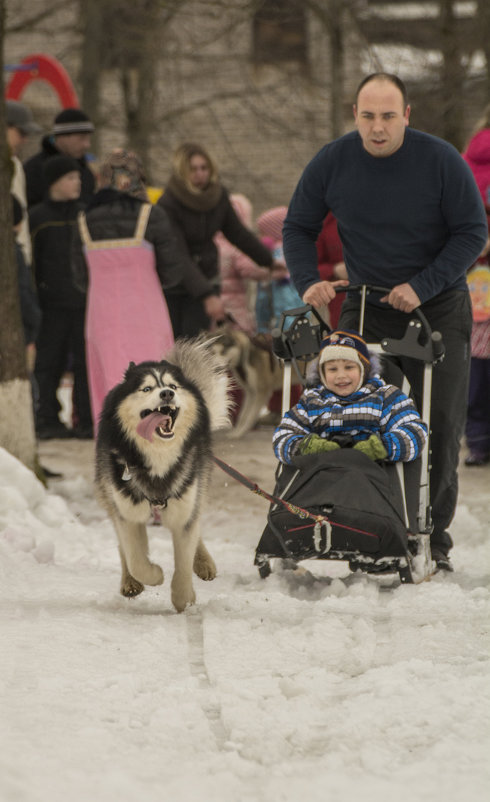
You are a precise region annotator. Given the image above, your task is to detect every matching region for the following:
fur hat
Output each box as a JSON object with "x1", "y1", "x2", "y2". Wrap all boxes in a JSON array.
[
  {"x1": 319, "y1": 330, "x2": 371, "y2": 390},
  {"x1": 43, "y1": 155, "x2": 81, "y2": 187},
  {"x1": 52, "y1": 108, "x2": 94, "y2": 136},
  {"x1": 6, "y1": 100, "x2": 41, "y2": 135},
  {"x1": 98, "y1": 148, "x2": 147, "y2": 199}
]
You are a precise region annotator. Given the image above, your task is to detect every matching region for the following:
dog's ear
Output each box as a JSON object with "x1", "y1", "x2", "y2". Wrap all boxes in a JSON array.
[{"x1": 124, "y1": 361, "x2": 137, "y2": 379}]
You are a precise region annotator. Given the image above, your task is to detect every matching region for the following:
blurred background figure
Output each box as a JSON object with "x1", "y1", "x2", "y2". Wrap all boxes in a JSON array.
[
  {"x1": 29, "y1": 155, "x2": 92, "y2": 440},
  {"x1": 12, "y1": 195, "x2": 41, "y2": 387},
  {"x1": 255, "y1": 206, "x2": 302, "y2": 334},
  {"x1": 255, "y1": 206, "x2": 303, "y2": 423},
  {"x1": 24, "y1": 107, "x2": 96, "y2": 208},
  {"x1": 158, "y1": 142, "x2": 282, "y2": 338},
  {"x1": 71, "y1": 148, "x2": 186, "y2": 431},
  {"x1": 216, "y1": 193, "x2": 271, "y2": 335},
  {"x1": 316, "y1": 212, "x2": 347, "y2": 329},
  {"x1": 6, "y1": 100, "x2": 41, "y2": 269},
  {"x1": 462, "y1": 105, "x2": 490, "y2": 466}
]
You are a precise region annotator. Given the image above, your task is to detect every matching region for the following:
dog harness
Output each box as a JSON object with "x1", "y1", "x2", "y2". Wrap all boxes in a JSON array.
[{"x1": 121, "y1": 463, "x2": 169, "y2": 508}]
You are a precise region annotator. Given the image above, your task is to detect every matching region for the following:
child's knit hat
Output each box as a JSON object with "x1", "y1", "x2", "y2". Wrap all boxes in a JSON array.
[
  {"x1": 43, "y1": 155, "x2": 81, "y2": 188},
  {"x1": 319, "y1": 330, "x2": 371, "y2": 390}
]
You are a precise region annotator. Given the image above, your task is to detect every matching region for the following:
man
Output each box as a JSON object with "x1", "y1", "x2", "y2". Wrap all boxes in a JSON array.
[
  {"x1": 24, "y1": 107, "x2": 95, "y2": 208},
  {"x1": 283, "y1": 72, "x2": 488, "y2": 571},
  {"x1": 6, "y1": 99, "x2": 42, "y2": 265}
]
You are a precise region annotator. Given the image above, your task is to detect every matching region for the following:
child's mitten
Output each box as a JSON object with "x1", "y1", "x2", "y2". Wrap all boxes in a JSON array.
[
  {"x1": 298, "y1": 434, "x2": 341, "y2": 456},
  {"x1": 353, "y1": 434, "x2": 388, "y2": 461}
]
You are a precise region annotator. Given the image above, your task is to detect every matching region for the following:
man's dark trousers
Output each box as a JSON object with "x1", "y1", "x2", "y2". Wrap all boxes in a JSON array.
[{"x1": 339, "y1": 288, "x2": 472, "y2": 553}]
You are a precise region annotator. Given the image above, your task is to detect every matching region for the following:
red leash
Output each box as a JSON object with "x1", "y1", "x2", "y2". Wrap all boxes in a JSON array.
[{"x1": 212, "y1": 455, "x2": 379, "y2": 539}]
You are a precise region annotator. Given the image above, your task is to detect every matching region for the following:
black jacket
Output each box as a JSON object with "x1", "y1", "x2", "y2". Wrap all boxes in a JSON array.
[
  {"x1": 158, "y1": 184, "x2": 273, "y2": 295},
  {"x1": 71, "y1": 189, "x2": 198, "y2": 295},
  {"x1": 29, "y1": 198, "x2": 86, "y2": 310},
  {"x1": 23, "y1": 135, "x2": 96, "y2": 209},
  {"x1": 15, "y1": 241, "x2": 41, "y2": 345}
]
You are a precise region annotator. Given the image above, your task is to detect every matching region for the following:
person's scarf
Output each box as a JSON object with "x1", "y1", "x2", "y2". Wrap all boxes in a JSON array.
[{"x1": 166, "y1": 174, "x2": 224, "y2": 212}]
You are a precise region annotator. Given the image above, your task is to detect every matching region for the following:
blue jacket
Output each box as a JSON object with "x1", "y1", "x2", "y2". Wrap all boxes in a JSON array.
[
  {"x1": 283, "y1": 128, "x2": 488, "y2": 304},
  {"x1": 273, "y1": 376, "x2": 428, "y2": 465}
]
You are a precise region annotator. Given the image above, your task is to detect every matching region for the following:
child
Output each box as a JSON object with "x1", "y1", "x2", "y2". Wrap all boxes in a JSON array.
[
  {"x1": 29, "y1": 155, "x2": 93, "y2": 439},
  {"x1": 273, "y1": 330, "x2": 428, "y2": 465}
]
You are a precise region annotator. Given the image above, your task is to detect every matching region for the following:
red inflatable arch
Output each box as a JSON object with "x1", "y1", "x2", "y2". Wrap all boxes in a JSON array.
[{"x1": 5, "y1": 53, "x2": 79, "y2": 108}]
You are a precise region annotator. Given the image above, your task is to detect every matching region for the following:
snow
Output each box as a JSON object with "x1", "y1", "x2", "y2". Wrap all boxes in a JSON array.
[{"x1": 1, "y1": 431, "x2": 489, "y2": 802}]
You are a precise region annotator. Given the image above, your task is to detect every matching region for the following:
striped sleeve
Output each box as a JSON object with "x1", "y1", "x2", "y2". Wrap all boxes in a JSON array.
[
  {"x1": 273, "y1": 392, "x2": 318, "y2": 464},
  {"x1": 379, "y1": 385, "x2": 428, "y2": 462}
]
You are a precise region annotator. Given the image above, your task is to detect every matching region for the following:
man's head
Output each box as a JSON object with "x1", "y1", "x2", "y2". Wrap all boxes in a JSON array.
[
  {"x1": 353, "y1": 73, "x2": 410, "y2": 158},
  {"x1": 44, "y1": 155, "x2": 81, "y2": 201},
  {"x1": 319, "y1": 330, "x2": 371, "y2": 395},
  {"x1": 52, "y1": 108, "x2": 94, "y2": 160},
  {"x1": 6, "y1": 100, "x2": 41, "y2": 155}
]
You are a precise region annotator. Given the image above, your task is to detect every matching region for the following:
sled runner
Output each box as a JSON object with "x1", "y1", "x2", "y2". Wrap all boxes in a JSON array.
[{"x1": 254, "y1": 285, "x2": 445, "y2": 584}]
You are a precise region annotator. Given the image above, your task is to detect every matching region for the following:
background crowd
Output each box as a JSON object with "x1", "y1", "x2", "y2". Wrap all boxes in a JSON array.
[{"x1": 5, "y1": 93, "x2": 490, "y2": 478}]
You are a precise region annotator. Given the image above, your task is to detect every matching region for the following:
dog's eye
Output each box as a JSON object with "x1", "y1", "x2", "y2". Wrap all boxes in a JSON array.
[
  {"x1": 168, "y1": 384, "x2": 177, "y2": 390},
  {"x1": 141, "y1": 385, "x2": 153, "y2": 393}
]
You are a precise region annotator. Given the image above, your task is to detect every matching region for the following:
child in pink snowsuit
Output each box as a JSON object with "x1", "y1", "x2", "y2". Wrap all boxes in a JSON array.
[{"x1": 72, "y1": 149, "x2": 192, "y2": 431}]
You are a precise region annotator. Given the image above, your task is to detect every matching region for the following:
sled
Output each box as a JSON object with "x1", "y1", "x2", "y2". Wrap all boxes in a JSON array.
[{"x1": 254, "y1": 285, "x2": 445, "y2": 585}]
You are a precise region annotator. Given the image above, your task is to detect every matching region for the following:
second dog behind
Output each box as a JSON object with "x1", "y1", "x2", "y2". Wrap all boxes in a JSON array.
[{"x1": 209, "y1": 328, "x2": 284, "y2": 438}]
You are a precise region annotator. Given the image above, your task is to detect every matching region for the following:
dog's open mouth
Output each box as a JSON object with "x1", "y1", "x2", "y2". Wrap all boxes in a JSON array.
[{"x1": 136, "y1": 405, "x2": 179, "y2": 442}]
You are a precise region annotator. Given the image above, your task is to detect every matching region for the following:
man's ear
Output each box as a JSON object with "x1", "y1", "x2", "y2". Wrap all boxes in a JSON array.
[{"x1": 404, "y1": 104, "x2": 411, "y2": 125}]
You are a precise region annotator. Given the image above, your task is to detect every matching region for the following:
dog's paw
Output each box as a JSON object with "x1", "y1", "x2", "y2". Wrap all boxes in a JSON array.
[
  {"x1": 193, "y1": 550, "x2": 217, "y2": 581},
  {"x1": 121, "y1": 576, "x2": 145, "y2": 598},
  {"x1": 139, "y1": 562, "x2": 164, "y2": 586},
  {"x1": 171, "y1": 576, "x2": 196, "y2": 613}
]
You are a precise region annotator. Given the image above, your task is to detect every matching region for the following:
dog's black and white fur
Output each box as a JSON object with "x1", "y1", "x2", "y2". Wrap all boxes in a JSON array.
[{"x1": 95, "y1": 338, "x2": 230, "y2": 612}]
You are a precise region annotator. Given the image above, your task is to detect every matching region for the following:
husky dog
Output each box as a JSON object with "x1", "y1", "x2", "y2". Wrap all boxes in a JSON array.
[
  {"x1": 209, "y1": 328, "x2": 284, "y2": 437},
  {"x1": 95, "y1": 338, "x2": 230, "y2": 612}
]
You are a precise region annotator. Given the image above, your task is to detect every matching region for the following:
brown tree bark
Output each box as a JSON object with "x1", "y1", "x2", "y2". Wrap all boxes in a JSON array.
[{"x1": 0, "y1": 0, "x2": 38, "y2": 472}]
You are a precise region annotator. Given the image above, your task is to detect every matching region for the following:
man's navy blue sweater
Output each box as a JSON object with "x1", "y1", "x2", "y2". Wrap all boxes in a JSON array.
[{"x1": 283, "y1": 128, "x2": 488, "y2": 304}]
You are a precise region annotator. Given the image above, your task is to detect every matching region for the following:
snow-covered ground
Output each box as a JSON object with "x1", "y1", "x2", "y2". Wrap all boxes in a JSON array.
[{"x1": 1, "y1": 429, "x2": 489, "y2": 802}]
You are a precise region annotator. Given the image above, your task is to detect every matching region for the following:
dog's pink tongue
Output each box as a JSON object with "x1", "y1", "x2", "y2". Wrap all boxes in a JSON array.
[{"x1": 136, "y1": 412, "x2": 169, "y2": 442}]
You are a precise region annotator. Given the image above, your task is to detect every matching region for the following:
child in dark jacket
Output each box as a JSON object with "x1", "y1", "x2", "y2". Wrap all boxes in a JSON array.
[
  {"x1": 273, "y1": 330, "x2": 428, "y2": 465},
  {"x1": 29, "y1": 155, "x2": 92, "y2": 439}
]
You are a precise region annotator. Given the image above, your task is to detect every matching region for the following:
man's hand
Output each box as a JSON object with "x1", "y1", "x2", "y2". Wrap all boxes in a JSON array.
[
  {"x1": 204, "y1": 294, "x2": 226, "y2": 322},
  {"x1": 302, "y1": 279, "x2": 349, "y2": 309},
  {"x1": 380, "y1": 283, "x2": 421, "y2": 313}
]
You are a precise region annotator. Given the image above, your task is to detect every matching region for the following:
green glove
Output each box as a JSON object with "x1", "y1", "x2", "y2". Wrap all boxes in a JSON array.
[
  {"x1": 353, "y1": 434, "x2": 388, "y2": 461},
  {"x1": 298, "y1": 434, "x2": 341, "y2": 456}
]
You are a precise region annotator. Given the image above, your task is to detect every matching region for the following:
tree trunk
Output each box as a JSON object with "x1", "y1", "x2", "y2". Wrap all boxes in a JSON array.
[
  {"x1": 329, "y1": 0, "x2": 345, "y2": 139},
  {"x1": 0, "y1": 0, "x2": 38, "y2": 472},
  {"x1": 477, "y1": 0, "x2": 490, "y2": 99},
  {"x1": 439, "y1": 0, "x2": 465, "y2": 149},
  {"x1": 79, "y1": 0, "x2": 104, "y2": 153},
  {"x1": 120, "y1": 1, "x2": 159, "y2": 177}
]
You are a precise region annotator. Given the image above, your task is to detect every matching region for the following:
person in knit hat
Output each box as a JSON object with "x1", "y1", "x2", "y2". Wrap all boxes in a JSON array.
[
  {"x1": 24, "y1": 107, "x2": 95, "y2": 208},
  {"x1": 273, "y1": 329, "x2": 428, "y2": 466},
  {"x1": 29, "y1": 154, "x2": 93, "y2": 439}
]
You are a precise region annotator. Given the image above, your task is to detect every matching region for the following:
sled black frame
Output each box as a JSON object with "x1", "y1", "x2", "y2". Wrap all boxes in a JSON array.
[{"x1": 255, "y1": 284, "x2": 445, "y2": 584}]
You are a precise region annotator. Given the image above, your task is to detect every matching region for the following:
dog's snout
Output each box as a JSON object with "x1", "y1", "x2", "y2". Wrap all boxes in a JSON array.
[{"x1": 160, "y1": 388, "x2": 175, "y2": 403}]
